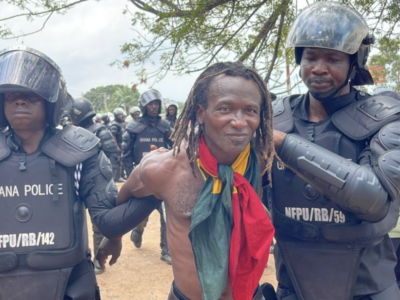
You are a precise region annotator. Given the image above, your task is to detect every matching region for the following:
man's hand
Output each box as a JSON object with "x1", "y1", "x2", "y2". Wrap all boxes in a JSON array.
[{"x1": 96, "y1": 238, "x2": 122, "y2": 269}]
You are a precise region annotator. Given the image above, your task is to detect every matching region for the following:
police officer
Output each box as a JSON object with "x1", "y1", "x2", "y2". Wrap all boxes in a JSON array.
[
  {"x1": 69, "y1": 97, "x2": 120, "y2": 275},
  {"x1": 0, "y1": 45, "x2": 124, "y2": 300},
  {"x1": 94, "y1": 113, "x2": 102, "y2": 124},
  {"x1": 122, "y1": 89, "x2": 172, "y2": 264},
  {"x1": 101, "y1": 112, "x2": 111, "y2": 130},
  {"x1": 265, "y1": 2, "x2": 400, "y2": 299},
  {"x1": 129, "y1": 106, "x2": 141, "y2": 121},
  {"x1": 164, "y1": 100, "x2": 178, "y2": 128},
  {"x1": 110, "y1": 107, "x2": 126, "y2": 182}
]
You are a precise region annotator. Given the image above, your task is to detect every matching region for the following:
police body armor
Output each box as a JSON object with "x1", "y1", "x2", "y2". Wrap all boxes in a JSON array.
[
  {"x1": 125, "y1": 117, "x2": 171, "y2": 166},
  {"x1": 86, "y1": 123, "x2": 118, "y2": 158},
  {"x1": 268, "y1": 92, "x2": 400, "y2": 300},
  {"x1": 0, "y1": 125, "x2": 99, "y2": 300},
  {"x1": 110, "y1": 120, "x2": 125, "y2": 148}
]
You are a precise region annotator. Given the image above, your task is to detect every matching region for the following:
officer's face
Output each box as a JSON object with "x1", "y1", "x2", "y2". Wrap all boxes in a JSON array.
[
  {"x1": 4, "y1": 92, "x2": 47, "y2": 130},
  {"x1": 133, "y1": 111, "x2": 140, "y2": 119},
  {"x1": 168, "y1": 106, "x2": 176, "y2": 117},
  {"x1": 145, "y1": 100, "x2": 160, "y2": 118},
  {"x1": 196, "y1": 75, "x2": 261, "y2": 165},
  {"x1": 300, "y1": 47, "x2": 350, "y2": 95}
]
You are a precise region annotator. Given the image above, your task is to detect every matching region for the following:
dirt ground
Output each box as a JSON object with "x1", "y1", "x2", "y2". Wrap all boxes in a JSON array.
[{"x1": 90, "y1": 184, "x2": 277, "y2": 300}]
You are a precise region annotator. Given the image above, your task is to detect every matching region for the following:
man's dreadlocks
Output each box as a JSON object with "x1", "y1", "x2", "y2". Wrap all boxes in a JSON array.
[{"x1": 170, "y1": 61, "x2": 278, "y2": 181}]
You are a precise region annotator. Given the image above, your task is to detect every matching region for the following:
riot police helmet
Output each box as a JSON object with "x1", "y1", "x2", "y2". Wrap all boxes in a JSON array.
[
  {"x1": 0, "y1": 45, "x2": 69, "y2": 127},
  {"x1": 165, "y1": 100, "x2": 178, "y2": 117},
  {"x1": 101, "y1": 112, "x2": 110, "y2": 124},
  {"x1": 286, "y1": 2, "x2": 374, "y2": 86},
  {"x1": 130, "y1": 106, "x2": 141, "y2": 118},
  {"x1": 113, "y1": 107, "x2": 126, "y2": 117},
  {"x1": 69, "y1": 97, "x2": 96, "y2": 125},
  {"x1": 94, "y1": 113, "x2": 102, "y2": 123},
  {"x1": 139, "y1": 89, "x2": 162, "y2": 115}
]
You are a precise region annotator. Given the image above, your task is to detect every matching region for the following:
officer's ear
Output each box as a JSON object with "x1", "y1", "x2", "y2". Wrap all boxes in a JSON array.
[{"x1": 196, "y1": 104, "x2": 205, "y2": 126}]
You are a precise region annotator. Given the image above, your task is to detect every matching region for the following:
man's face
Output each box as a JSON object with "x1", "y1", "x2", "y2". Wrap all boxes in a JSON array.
[
  {"x1": 197, "y1": 75, "x2": 261, "y2": 165},
  {"x1": 4, "y1": 91, "x2": 47, "y2": 130},
  {"x1": 145, "y1": 100, "x2": 160, "y2": 118},
  {"x1": 117, "y1": 114, "x2": 126, "y2": 122},
  {"x1": 133, "y1": 111, "x2": 140, "y2": 120},
  {"x1": 300, "y1": 47, "x2": 350, "y2": 95},
  {"x1": 168, "y1": 106, "x2": 176, "y2": 117}
]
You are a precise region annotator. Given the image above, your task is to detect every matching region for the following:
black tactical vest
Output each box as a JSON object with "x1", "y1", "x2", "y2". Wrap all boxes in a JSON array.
[
  {"x1": 268, "y1": 92, "x2": 399, "y2": 300},
  {"x1": 126, "y1": 118, "x2": 170, "y2": 165},
  {"x1": 0, "y1": 126, "x2": 99, "y2": 300}
]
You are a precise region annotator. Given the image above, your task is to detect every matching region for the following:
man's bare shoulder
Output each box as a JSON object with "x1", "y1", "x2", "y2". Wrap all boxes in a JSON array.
[{"x1": 138, "y1": 144, "x2": 191, "y2": 190}]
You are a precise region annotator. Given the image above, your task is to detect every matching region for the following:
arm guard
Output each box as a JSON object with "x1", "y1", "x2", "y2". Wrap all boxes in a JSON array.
[
  {"x1": 81, "y1": 151, "x2": 160, "y2": 238},
  {"x1": 370, "y1": 121, "x2": 400, "y2": 201},
  {"x1": 279, "y1": 134, "x2": 389, "y2": 222},
  {"x1": 97, "y1": 127, "x2": 118, "y2": 157},
  {"x1": 121, "y1": 131, "x2": 134, "y2": 162}
]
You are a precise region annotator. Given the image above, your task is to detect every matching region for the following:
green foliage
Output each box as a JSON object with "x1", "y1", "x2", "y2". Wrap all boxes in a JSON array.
[
  {"x1": 83, "y1": 84, "x2": 140, "y2": 114},
  {"x1": 369, "y1": 37, "x2": 400, "y2": 92},
  {"x1": 2, "y1": 0, "x2": 400, "y2": 93}
]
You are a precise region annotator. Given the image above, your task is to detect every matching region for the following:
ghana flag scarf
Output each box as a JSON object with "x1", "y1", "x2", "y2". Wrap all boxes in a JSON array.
[{"x1": 189, "y1": 136, "x2": 274, "y2": 300}]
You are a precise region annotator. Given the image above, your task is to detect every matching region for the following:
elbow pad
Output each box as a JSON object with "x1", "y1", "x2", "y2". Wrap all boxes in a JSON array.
[
  {"x1": 370, "y1": 121, "x2": 400, "y2": 200},
  {"x1": 279, "y1": 134, "x2": 389, "y2": 221}
]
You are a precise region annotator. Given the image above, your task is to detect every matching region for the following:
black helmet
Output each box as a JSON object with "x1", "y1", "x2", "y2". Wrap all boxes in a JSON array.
[
  {"x1": 0, "y1": 45, "x2": 69, "y2": 127},
  {"x1": 101, "y1": 112, "x2": 110, "y2": 123},
  {"x1": 69, "y1": 97, "x2": 96, "y2": 125},
  {"x1": 286, "y1": 2, "x2": 374, "y2": 86},
  {"x1": 139, "y1": 89, "x2": 162, "y2": 115}
]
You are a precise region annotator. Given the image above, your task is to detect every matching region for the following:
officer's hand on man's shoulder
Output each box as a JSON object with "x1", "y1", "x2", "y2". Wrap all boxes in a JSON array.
[{"x1": 96, "y1": 238, "x2": 122, "y2": 269}]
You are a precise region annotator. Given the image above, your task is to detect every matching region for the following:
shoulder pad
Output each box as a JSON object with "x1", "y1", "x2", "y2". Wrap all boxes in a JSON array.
[
  {"x1": 86, "y1": 123, "x2": 106, "y2": 134},
  {"x1": 126, "y1": 120, "x2": 147, "y2": 134},
  {"x1": 156, "y1": 118, "x2": 172, "y2": 134},
  {"x1": 0, "y1": 131, "x2": 11, "y2": 162},
  {"x1": 42, "y1": 125, "x2": 100, "y2": 167},
  {"x1": 332, "y1": 94, "x2": 400, "y2": 141},
  {"x1": 273, "y1": 96, "x2": 299, "y2": 133}
]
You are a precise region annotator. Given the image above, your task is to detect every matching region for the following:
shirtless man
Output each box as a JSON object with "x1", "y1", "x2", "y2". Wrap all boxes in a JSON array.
[{"x1": 114, "y1": 62, "x2": 276, "y2": 300}]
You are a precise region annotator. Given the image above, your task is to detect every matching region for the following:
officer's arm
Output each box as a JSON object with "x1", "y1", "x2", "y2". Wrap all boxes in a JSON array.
[
  {"x1": 110, "y1": 124, "x2": 121, "y2": 153},
  {"x1": 81, "y1": 151, "x2": 160, "y2": 239},
  {"x1": 278, "y1": 124, "x2": 400, "y2": 222},
  {"x1": 121, "y1": 131, "x2": 134, "y2": 162}
]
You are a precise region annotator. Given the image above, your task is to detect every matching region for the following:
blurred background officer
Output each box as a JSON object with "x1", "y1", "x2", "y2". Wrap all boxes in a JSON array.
[
  {"x1": 265, "y1": 2, "x2": 400, "y2": 300},
  {"x1": 122, "y1": 89, "x2": 173, "y2": 264},
  {"x1": 101, "y1": 112, "x2": 111, "y2": 130},
  {"x1": 0, "y1": 45, "x2": 122, "y2": 300},
  {"x1": 69, "y1": 96, "x2": 120, "y2": 275},
  {"x1": 94, "y1": 113, "x2": 102, "y2": 124},
  {"x1": 110, "y1": 107, "x2": 127, "y2": 182},
  {"x1": 129, "y1": 106, "x2": 141, "y2": 121},
  {"x1": 163, "y1": 100, "x2": 178, "y2": 128}
]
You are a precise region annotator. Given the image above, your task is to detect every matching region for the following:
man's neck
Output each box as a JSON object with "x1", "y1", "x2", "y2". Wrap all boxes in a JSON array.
[
  {"x1": 13, "y1": 127, "x2": 47, "y2": 154},
  {"x1": 308, "y1": 84, "x2": 351, "y2": 122}
]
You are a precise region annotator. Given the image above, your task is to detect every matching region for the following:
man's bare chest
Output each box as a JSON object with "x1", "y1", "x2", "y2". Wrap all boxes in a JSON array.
[{"x1": 165, "y1": 170, "x2": 204, "y2": 220}]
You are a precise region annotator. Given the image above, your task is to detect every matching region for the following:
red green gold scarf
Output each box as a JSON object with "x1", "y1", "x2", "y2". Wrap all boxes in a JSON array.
[{"x1": 189, "y1": 136, "x2": 275, "y2": 300}]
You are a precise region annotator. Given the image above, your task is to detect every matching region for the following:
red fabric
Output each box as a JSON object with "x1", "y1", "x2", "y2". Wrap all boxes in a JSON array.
[{"x1": 198, "y1": 137, "x2": 275, "y2": 300}]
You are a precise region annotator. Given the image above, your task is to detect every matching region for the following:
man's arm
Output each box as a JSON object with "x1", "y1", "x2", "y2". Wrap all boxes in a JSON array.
[
  {"x1": 117, "y1": 148, "x2": 166, "y2": 204},
  {"x1": 276, "y1": 128, "x2": 400, "y2": 222}
]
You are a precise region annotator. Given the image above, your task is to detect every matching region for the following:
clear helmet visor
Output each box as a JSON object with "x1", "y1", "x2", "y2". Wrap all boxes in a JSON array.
[
  {"x1": 0, "y1": 47, "x2": 62, "y2": 103},
  {"x1": 286, "y1": 2, "x2": 369, "y2": 54}
]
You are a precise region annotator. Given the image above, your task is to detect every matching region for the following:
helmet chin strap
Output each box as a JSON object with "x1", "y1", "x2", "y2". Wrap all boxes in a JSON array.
[{"x1": 309, "y1": 64, "x2": 357, "y2": 103}]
